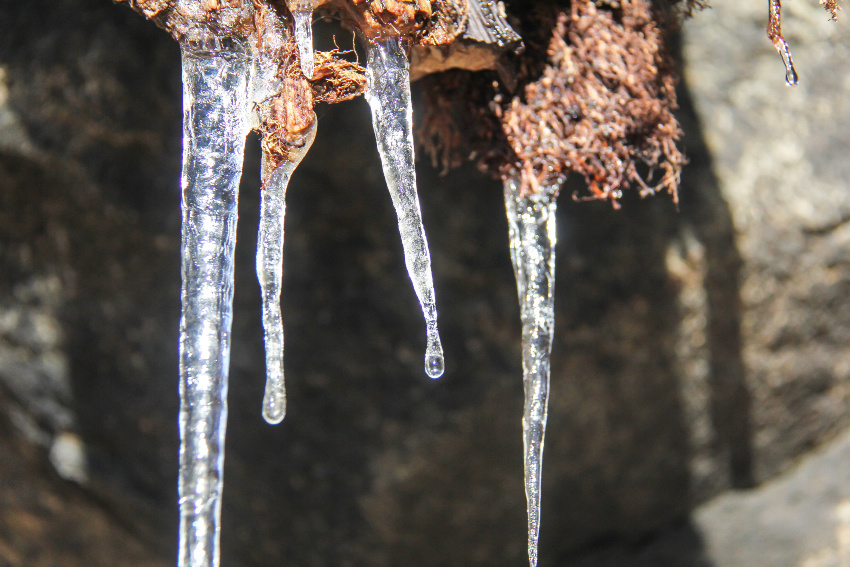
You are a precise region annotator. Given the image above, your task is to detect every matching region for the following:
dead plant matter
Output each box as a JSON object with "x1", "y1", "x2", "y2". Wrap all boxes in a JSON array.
[
  {"x1": 258, "y1": 37, "x2": 366, "y2": 167},
  {"x1": 821, "y1": 0, "x2": 842, "y2": 21},
  {"x1": 422, "y1": 0, "x2": 686, "y2": 205}
]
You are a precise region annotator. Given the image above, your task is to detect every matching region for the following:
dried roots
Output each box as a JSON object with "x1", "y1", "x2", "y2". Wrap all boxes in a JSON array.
[{"x1": 422, "y1": 0, "x2": 686, "y2": 205}]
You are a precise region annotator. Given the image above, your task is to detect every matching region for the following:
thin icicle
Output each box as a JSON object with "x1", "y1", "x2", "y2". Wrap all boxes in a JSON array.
[
  {"x1": 256, "y1": 119, "x2": 317, "y2": 425},
  {"x1": 178, "y1": 38, "x2": 250, "y2": 567},
  {"x1": 504, "y1": 177, "x2": 559, "y2": 567},
  {"x1": 288, "y1": 0, "x2": 319, "y2": 78},
  {"x1": 767, "y1": 0, "x2": 799, "y2": 86},
  {"x1": 365, "y1": 36, "x2": 444, "y2": 379}
]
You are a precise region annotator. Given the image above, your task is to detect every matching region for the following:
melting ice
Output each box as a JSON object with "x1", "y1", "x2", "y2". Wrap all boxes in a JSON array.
[
  {"x1": 504, "y1": 177, "x2": 559, "y2": 567},
  {"x1": 768, "y1": 0, "x2": 798, "y2": 86},
  {"x1": 256, "y1": 121, "x2": 317, "y2": 424},
  {"x1": 175, "y1": 12, "x2": 450, "y2": 567},
  {"x1": 365, "y1": 37, "x2": 445, "y2": 379},
  {"x1": 178, "y1": 38, "x2": 250, "y2": 567},
  {"x1": 250, "y1": 5, "x2": 317, "y2": 424}
]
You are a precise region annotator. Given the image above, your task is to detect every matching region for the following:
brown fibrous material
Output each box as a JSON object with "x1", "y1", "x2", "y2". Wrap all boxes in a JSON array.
[
  {"x1": 329, "y1": 0, "x2": 432, "y2": 41},
  {"x1": 258, "y1": 37, "x2": 366, "y2": 167},
  {"x1": 422, "y1": 0, "x2": 686, "y2": 205},
  {"x1": 309, "y1": 48, "x2": 367, "y2": 103},
  {"x1": 821, "y1": 0, "x2": 842, "y2": 20},
  {"x1": 115, "y1": 0, "x2": 256, "y2": 44}
]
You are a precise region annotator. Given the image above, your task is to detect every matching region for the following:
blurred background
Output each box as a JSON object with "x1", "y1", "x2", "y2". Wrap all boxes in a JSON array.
[{"x1": 1, "y1": 0, "x2": 849, "y2": 565}]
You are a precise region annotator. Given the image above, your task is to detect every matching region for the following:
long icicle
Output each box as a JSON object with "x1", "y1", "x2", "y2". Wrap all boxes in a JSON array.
[
  {"x1": 178, "y1": 38, "x2": 249, "y2": 567},
  {"x1": 504, "y1": 177, "x2": 559, "y2": 567},
  {"x1": 365, "y1": 36, "x2": 444, "y2": 379},
  {"x1": 249, "y1": 1, "x2": 307, "y2": 425},
  {"x1": 257, "y1": 119, "x2": 317, "y2": 424}
]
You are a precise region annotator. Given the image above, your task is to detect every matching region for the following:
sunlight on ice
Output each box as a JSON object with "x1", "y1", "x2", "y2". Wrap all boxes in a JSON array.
[
  {"x1": 365, "y1": 36, "x2": 444, "y2": 379},
  {"x1": 504, "y1": 177, "x2": 560, "y2": 567},
  {"x1": 257, "y1": 120, "x2": 317, "y2": 425},
  {"x1": 249, "y1": 3, "x2": 317, "y2": 424},
  {"x1": 178, "y1": 37, "x2": 250, "y2": 567},
  {"x1": 287, "y1": 0, "x2": 319, "y2": 78}
]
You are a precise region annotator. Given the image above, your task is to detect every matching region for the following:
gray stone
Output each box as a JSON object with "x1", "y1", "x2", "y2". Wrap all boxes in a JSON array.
[
  {"x1": 695, "y1": 427, "x2": 850, "y2": 567},
  {"x1": 682, "y1": 0, "x2": 850, "y2": 492}
]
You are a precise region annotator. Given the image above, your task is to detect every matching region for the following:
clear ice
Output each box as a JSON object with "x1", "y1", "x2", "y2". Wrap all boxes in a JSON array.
[
  {"x1": 256, "y1": 121, "x2": 317, "y2": 425},
  {"x1": 504, "y1": 177, "x2": 559, "y2": 567},
  {"x1": 249, "y1": 6, "x2": 288, "y2": 110},
  {"x1": 248, "y1": 2, "x2": 312, "y2": 425},
  {"x1": 365, "y1": 37, "x2": 444, "y2": 379},
  {"x1": 178, "y1": 38, "x2": 250, "y2": 567},
  {"x1": 768, "y1": 0, "x2": 799, "y2": 86},
  {"x1": 287, "y1": 0, "x2": 319, "y2": 79}
]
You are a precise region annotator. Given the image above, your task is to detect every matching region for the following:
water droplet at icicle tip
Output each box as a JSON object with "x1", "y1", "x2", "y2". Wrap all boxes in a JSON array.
[
  {"x1": 779, "y1": 44, "x2": 798, "y2": 86},
  {"x1": 364, "y1": 37, "x2": 446, "y2": 382},
  {"x1": 262, "y1": 385, "x2": 286, "y2": 424},
  {"x1": 424, "y1": 319, "x2": 444, "y2": 378},
  {"x1": 785, "y1": 65, "x2": 798, "y2": 87},
  {"x1": 425, "y1": 354, "x2": 444, "y2": 379},
  {"x1": 425, "y1": 339, "x2": 445, "y2": 379}
]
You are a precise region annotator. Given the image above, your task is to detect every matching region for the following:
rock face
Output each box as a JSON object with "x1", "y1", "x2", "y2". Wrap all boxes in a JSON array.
[
  {"x1": 0, "y1": 1, "x2": 849, "y2": 566},
  {"x1": 682, "y1": 0, "x2": 850, "y2": 488}
]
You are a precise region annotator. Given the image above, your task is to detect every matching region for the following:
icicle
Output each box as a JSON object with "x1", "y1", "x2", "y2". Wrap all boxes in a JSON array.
[
  {"x1": 504, "y1": 177, "x2": 559, "y2": 567},
  {"x1": 178, "y1": 37, "x2": 250, "y2": 567},
  {"x1": 256, "y1": 119, "x2": 317, "y2": 425},
  {"x1": 249, "y1": 5, "x2": 288, "y2": 113},
  {"x1": 365, "y1": 36, "x2": 444, "y2": 379},
  {"x1": 287, "y1": 0, "x2": 319, "y2": 79},
  {"x1": 767, "y1": 0, "x2": 799, "y2": 86}
]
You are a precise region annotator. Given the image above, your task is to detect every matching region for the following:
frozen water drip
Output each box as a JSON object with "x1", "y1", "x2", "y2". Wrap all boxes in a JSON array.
[
  {"x1": 256, "y1": 119, "x2": 317, "y2": 425},
  {"x1": 365, "y1": 36, "x2": 445, "y2": 379},
  {"x1": 504, "y1": 177, "x2": 560, "y2": 567},
  {"x1": 178, "y1": 37, "x2": 250, "y2": 567}
]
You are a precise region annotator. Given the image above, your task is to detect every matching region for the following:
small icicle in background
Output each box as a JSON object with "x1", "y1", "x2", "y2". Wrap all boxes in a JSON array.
[
  {"x1": 504, "y1": 177, "x2": 560, "y2": 567},
  {"x1": 365, "y1": 36, "x2": 445, "y2": 379},
  {"x1": 767, "y1": 0, "x2": 799, "y2": 85}
]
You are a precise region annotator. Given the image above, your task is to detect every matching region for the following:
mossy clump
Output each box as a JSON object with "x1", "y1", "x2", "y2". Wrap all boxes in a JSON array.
[{"x1": 422, "y1": 0, "x2": 688, "y2": 205}]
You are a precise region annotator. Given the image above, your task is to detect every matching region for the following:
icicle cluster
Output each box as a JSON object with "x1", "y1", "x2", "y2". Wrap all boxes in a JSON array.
[
  {"x1": 173, "y1": 1, "x2": 446, "y2": 563},
  {"x1": 504, "y1": 177, "x2": 560, "y2": 567},
  {"x1": 176, "y1": 5, "x2": 320, "y2": 564},
  {"x1": 113, "y1": 0, "x2": 791, "y2": 565}
]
